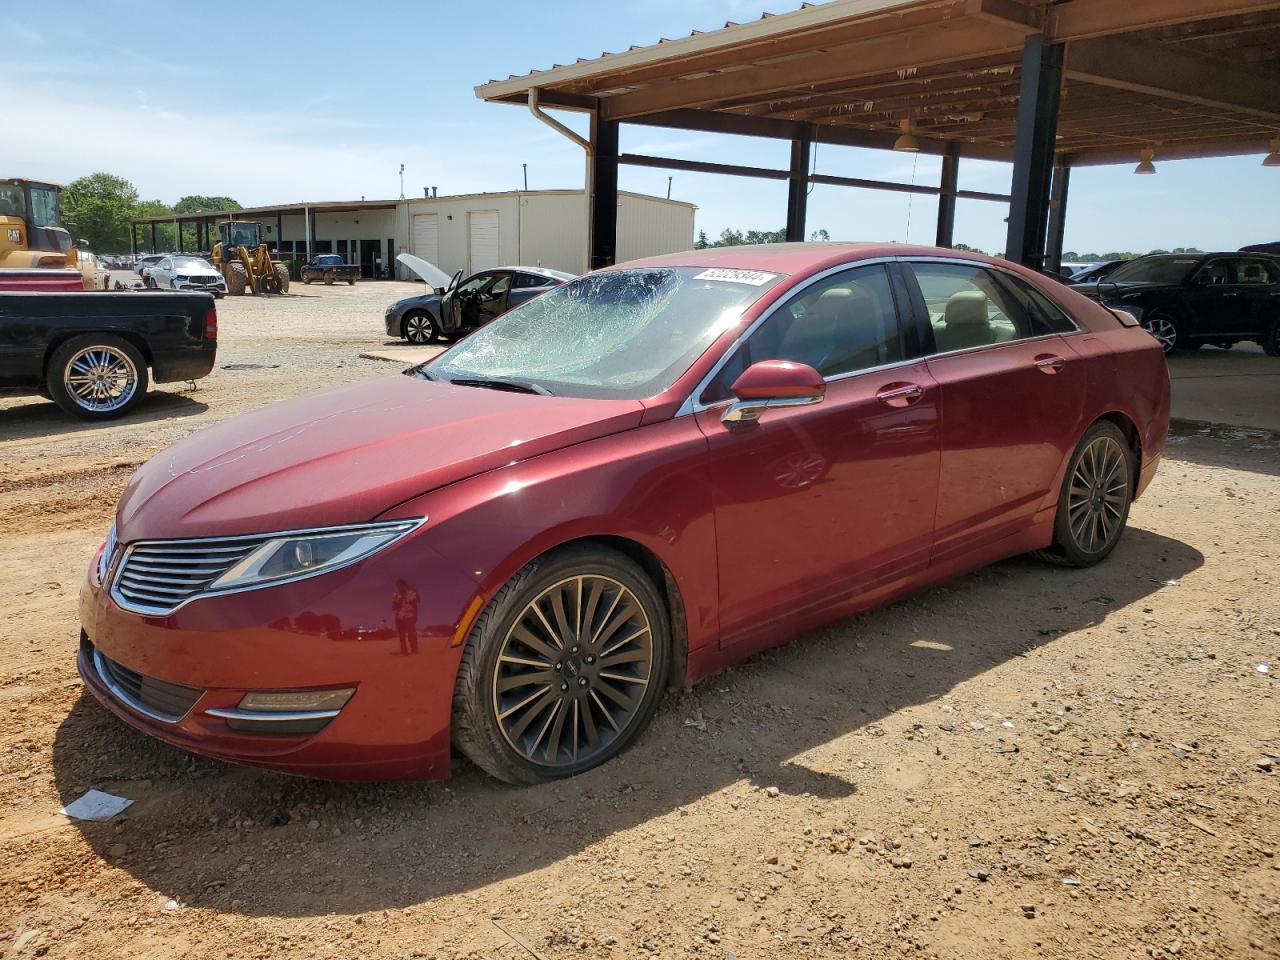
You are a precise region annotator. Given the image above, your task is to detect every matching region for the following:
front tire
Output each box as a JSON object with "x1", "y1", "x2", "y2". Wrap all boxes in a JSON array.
[
  {"x1": 1032, "y1": 421, "x2": 1134, "y2": 568},
  {"x1": 402, "y1": 311, "x2": 438, "y2": 344},
  {"x1": 452, "y1": 546, "x2": 671, "y2": 785},
  {"x1": 225, "y1": 262, "x2": 247, "y2": 296},
  {"x1": 47, "y1": 334, "x2": 148, "y2": 421}
]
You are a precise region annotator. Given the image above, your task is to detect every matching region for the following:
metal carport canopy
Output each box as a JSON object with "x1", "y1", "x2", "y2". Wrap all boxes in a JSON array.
[{"x1": 476, "y1": 0, "x2": 1280, "y2": 270}]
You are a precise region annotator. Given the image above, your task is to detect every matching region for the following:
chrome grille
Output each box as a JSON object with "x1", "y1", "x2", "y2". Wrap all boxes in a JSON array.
[
  {"x1": 93, "y1": 648, "x2": 202, "y2": 722},
  {"x1": 112, "y1": 535, "x2": 271, "y2": 613}
]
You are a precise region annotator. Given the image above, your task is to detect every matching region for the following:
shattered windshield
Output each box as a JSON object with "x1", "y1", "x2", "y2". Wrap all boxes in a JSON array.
[{"x1": 421, "y1": 267, "x2": 786, "y2": 399}]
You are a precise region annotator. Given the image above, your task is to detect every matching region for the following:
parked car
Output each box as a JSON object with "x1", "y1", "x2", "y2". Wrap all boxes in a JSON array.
[
  {"x1": 301, "y1": 254, "x2": 361, "y2": 286},
  {"x1": 1067, "y1": 260, "x2": 1123, "y2": 284},
  {"x1": 1071, "y1": 252, "x2": 1280, "y2": 354},
  {"x1": 133, "y1": 254, "x2": 166, "y2": 287},
  {"x1": 76, "y1": 250, "x2": 109, "y2": 290},
  {"x1": 79, "y1": 244, "x2": 1168, "y2": 783},
  {"x1": 147, "y1": 255, "x2": 227, "y2": 298},
  {"x1": 386, "y1": 263, "x2": 573, "y2": 343},
  {"x1": 0, "y1": 291, "x2": 217, "y2": 419}
]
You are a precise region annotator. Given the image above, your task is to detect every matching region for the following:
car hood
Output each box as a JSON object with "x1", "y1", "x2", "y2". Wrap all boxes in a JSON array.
[
  {"x1": 389, "y1": 292, "x2": 441, "y2": 313},
  {"x1": 115, "y1": 374, "x2": 645, "y2": 542}
]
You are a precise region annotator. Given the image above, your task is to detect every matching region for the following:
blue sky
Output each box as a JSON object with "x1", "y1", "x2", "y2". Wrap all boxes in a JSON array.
[{"x1": 3, "y1": 0, "x2": 1275, "y2": 255}]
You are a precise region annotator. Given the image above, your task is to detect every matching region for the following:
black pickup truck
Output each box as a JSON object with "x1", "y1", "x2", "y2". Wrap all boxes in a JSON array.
[
  {"x1": 300, "y1": 255, "x2": 360, "y2": 285},
  {"x1": 0, "y1": 292, "x2": 218, "y2": 420}
]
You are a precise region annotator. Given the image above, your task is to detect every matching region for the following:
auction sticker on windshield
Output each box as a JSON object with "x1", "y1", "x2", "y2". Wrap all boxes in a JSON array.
[{"x1": 693, "y1": 268, "x2": 779, "y2": 286}]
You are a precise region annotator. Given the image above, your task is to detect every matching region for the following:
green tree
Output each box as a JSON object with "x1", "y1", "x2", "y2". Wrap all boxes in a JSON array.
[
  {"x1": 173, "y1": 195, "x2": 240, "y2": 214},
  {"x1": 694, "y1": 229, "x2": 710, "y2": 249},
  {"x1": 808, "y1": 228, "x2": 831, "y2": 242},
  {"x1": 63, "y1": 173, "x2": 140, "y2": 252}
]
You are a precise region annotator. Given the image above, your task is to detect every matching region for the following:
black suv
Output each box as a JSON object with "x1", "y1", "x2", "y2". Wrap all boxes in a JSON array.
[{"x1": 1071, "y1": 253, "x2": 1280, "y2": 355}]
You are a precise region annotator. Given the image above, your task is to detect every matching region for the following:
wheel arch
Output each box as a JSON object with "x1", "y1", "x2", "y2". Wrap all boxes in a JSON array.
[{"x1": 1094, "y1": 410, "x2": 1143, "y2": 495}]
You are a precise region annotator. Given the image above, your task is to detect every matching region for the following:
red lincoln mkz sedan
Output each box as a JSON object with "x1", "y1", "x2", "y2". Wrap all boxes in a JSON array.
[{"x1": 79, "y1": 244, "x2": 1170, "y2": 783}]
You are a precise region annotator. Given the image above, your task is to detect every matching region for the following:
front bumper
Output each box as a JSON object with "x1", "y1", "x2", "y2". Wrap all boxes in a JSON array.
[
  {"x1": 173, "y1": 279, "x2": 226, "y2": 295},
  {"x1": 78, "y1": 533, "x2": 479, "y2": 780},
  {"x1": 384, "y1": 309, "x2": 402, "y2": 338}
]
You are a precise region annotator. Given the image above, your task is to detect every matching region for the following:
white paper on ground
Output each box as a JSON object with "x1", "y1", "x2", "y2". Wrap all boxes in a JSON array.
[{"x1": 61, "y1": 789, "x2": 133, "y2": 821}]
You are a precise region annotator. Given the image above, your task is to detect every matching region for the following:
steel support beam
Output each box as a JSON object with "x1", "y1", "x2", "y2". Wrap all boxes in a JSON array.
[
  {"x1": 590, "y1": 112, "x2": 619, "y2": 270},
  {"x1": 786, "y1": 128, "x2": 812, "y2": 243},
  {"x1": 1044, "y1": 164, "x2": 1070, "y2": 274},
  {"x1": 130, "y1": 224, "x2": 137, "y2": 258},
  {"x1": 150, "y1": 222, "x2": 157, "y2": 253},
  {"x1": 935, "y1": 144, "x2": 959, "y2": 248},
  {"x1": 1004, "y1": 34, "x2": 1063, "y2": 270}
]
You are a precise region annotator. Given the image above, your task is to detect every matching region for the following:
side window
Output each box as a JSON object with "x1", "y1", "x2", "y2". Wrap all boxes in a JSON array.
[
  {"x1": 514, "y1": 272, "x2": 545, "y2": 289},
  {"x1": 700, "y1": 264, "x2": 903, "y2": 403},
  {"x1": 1238, "y1": 258, "x2": 1277, "y2": 285},
  {"x1": 996, "y1": 272, "x2": 1077, "y2": 335},
  {"x1": 908, "y1": 262, "x2": 1038, "y2": 354},
  {"x1": 489, "y1": 274, "x2": 511, "y2": 297},
  {"x1": 1193, "y1": 258, "x2": 1235, "y2": 286}
]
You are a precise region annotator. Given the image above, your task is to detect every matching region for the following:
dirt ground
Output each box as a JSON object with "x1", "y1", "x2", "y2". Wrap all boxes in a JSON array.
[{"x1": 1, "y1": 282, "x2": 1277, "y2": 960}]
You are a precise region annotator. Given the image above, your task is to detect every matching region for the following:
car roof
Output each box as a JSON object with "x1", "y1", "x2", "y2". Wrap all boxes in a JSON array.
[{"x1": 613, "y1": 242, "x2": 1005, "y2": 276}]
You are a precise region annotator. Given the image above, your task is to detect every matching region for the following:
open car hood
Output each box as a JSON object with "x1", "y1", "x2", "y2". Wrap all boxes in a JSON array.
[{"x1": 397, "y1": 253, "x2": 452, "y2": 289}]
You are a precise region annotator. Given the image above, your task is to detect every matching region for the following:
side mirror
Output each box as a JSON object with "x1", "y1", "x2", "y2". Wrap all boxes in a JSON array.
[{"x1": 722, "y1": 360, "x2": 825, "y2": 425}]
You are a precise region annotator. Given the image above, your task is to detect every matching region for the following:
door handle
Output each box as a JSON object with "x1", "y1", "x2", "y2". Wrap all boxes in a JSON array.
[
  {"x1": 875, "y1": 383, "x2": 924, "y2": 408},
  {"x1": 1034, "y1": 354, "x2": 1067, "y2": 374}
]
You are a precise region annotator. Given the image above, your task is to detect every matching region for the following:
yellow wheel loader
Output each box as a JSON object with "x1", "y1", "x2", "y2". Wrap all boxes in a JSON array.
[
  {"x1": 210, "y1": 220, "x2": 290, "y2": 296},
  {"x1": 0, "y1": 178, "x2": 81, "y2": 290}
]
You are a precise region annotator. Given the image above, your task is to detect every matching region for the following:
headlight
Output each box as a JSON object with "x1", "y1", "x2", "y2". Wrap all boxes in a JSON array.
[
  {"x1": 208, "y1": 519, "x2": 423, "y2": 592},
  {"x1": 97, "y1": 522, "x2": 118, "y2": 583}
]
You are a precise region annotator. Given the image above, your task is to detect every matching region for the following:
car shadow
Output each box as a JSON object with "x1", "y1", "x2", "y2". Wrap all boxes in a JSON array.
[
  {"x1": 0, "y1": 391, "x2": 209, "y2": 442},
  {"x1": 51, "y1": 527, "x2": 1202, "y2": 917}
]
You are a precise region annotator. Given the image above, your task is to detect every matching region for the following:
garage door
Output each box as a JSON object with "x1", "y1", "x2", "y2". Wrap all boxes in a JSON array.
[
  {"x1": 412, "y1": 213, "x2": 439, "y2": 267},
  {"x1": 468, "y1": 210, "x2": 500, "y2": 272}
]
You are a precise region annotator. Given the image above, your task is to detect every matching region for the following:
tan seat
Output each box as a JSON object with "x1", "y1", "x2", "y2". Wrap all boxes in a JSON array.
[{"x1": 933, "y1": 290, "x2": 1003, "y2": 352}]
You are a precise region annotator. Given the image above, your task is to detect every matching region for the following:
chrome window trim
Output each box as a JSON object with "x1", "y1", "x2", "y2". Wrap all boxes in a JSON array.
[
  {"x1": 109, "y1": 518, "x2": 426, "y2": 617},
  {"x1": 677, "y1": 254, "x2": 1086, "y2": 416},
  {"x1": 205, "y1": 706, "x2": 342, "y2": 723},
  {"x1": 91, "y1": 648, "x2": 191, "y2": 725}
]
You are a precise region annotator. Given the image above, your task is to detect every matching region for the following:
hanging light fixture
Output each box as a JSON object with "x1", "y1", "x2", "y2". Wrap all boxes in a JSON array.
[
  {"x1": 1264, "y1": 139, "x2": 1280, "y2": 167},
  {"x1": 893, "y1": 119, "x2": 920, "y2": 153},
  {"x1": 1134, "y1": 148, "x2": 1156, "y2": 175}
]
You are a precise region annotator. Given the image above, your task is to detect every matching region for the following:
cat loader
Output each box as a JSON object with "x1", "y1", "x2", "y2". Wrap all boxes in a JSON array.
[{"x1": 210, "y1": 220, "x2": 290, "y2": 295}]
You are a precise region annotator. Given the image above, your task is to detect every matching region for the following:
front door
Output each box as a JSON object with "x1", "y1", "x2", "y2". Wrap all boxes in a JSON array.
[
  {"x1": 694, "y1": 263, "x2": 940, "y2": 649},
  {"x1": 903, "y1": 260, "x2": 1086, "y2": 563}
]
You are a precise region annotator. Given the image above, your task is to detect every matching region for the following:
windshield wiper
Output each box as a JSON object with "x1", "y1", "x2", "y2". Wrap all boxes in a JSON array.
[{"x1": 448, "y1": 376, "x2": 552, "y2": 396}]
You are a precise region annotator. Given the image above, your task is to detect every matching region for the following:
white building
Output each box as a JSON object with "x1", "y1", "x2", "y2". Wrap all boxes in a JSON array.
[{"x1": 132, "y1": 190, "x2": 695, "y2": 280}]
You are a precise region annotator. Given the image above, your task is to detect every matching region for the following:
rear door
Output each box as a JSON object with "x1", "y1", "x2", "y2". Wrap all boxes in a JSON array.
[
  {"x1": 902, "y1": 260, "x2": 1086, "y2": 564},
  {"x1": 1232, "y1": 256, "x2": 1280, "y2": 336}
]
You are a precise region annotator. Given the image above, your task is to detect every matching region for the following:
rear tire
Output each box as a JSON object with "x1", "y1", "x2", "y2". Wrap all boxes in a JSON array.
[
  {"x1": 47, "y1": 334, "x2": 148, "y2": 421},
  {"x1": 1263, "y1": 320, "x2": 1280, "y2": 357},
  {"x1": 225, "y1": 262, "x2": 247, "y2": 296},
  {"x1": 452, "y1": 545, "x2": 671, "y2": 785},
  {"x1": 1031, "y1": 420, "x2": 1134, "y2": 568},
  {"x1": 1142, "y1": 313, "x2": 1180, "y2": 355},
  {"x1": 275, "y1": 263, "x2": 290, "y2": 294},
  {"x1": 347, "y1": 279, "x2": 355, "y2": 286}
]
